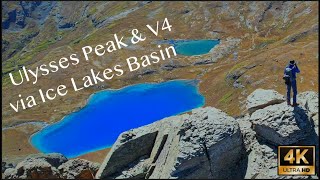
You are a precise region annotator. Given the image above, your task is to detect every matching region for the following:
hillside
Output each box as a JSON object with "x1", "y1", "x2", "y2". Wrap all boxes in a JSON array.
[
  {"x1": 3, "y1": 89, "x2": 319, "y2": 179},
  {"x1": 2, "y1": 1, "x2": 319, "y2": 165}
]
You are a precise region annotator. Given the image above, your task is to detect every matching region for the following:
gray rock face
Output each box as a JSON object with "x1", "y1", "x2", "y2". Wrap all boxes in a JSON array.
[
  {"x1": 3, "y1": 153, "x2": 66, "y2": 179},
  {"x1": 240, "y1": 90, "x2": 318, "y2": 179},
  {"x1": 23, "y1": 153, "x2": 68, "y2": 168},
  {"x1": 161, "y1": 60, "x2": 186, "y2": 71},
  {"x1": 169, "y1": 108, "x2": 245, "y2": 179},
  {"x1": 193, "y1": 58, "x2": 217, "y2": 65},
  {"x1": 138, "y1": 69, "x2": 157, "y2": 76},
  {"x1": 283, "y1": 24, "x2": 318, "y2": 43},
  {"x1": 298, "y1": 91, "x2": 319, "y2": 116},
  {"x1": 95, "y1": 127, "x2": 160, "y2": 178},
  {"x1": 2, "y1": 162, "x2": 15, "y2": 173},
  {"x1": 226, "y1": 68, "x2": 246, "y2": 82},
  {"x1": 233, "y1": 79, "x2": 245, "y2": 88},
  {"x1": 245, "y1": 143, "x2": 278, "y2": 179},
  {"x1": 58, "y1": 159, "x2": 100, "y2": 179},
  {"x1": 96, "y1": 107, "x2": 245, "y2": 179},
  {"x1": 237, "y1": 115, "x2": 256, "y2": 151},
  {"x1": 250, "y1": 102, "x2": 313, "y2": 145},
  {"x1": 298, "y1": 91, "x2": 319, "y2": 135},
  {"x1": 96, "y1": 89, "x2": 318, "y2": 179},
  {"x1": 3, "y1": 153, "x2": 100, "y2": 179},
  {"x1": 246, "y1": 89, "x2": 285, "y2": 114},
  {"x1": 96, "y1": 107, "x2": 246, "y2": 179},
  {"x1": 225, "y1": 64, "x2": 257, "y2": 88},
  {"x1": 209, "y1": 38, "x2": 241, "y2": 62},
  {"x1": 96, "y1": 113, "x2": 184, "y2": 179}
]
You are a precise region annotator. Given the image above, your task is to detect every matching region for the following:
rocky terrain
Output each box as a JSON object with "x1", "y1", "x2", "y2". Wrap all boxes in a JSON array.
[
  {"x1": 2, "y1": 1, "x2": 318, "y2": 172},
  {"x1": 3, "y1": 89, "x2": 319, "y2": 179},
  {"x1": 3, "y1": 153, "x2": 100, "y2": 179}
]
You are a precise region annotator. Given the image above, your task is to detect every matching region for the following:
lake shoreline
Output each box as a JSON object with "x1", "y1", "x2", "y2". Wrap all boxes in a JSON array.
[{"x1": 28, "y1": 79, "x2": 204, "y2": 158}]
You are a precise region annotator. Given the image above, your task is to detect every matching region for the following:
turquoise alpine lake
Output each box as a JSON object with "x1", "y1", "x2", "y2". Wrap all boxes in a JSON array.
[
  {"x1": 162, "y1": 39, "x2": 220, "y2": 56},
  {"x1": 30, "y1": 80, "x2": 205, "y2": 158}
]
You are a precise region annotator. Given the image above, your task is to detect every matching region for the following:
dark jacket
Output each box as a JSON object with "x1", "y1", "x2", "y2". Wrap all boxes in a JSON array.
[{"x1": 284, "y1": 64, "x2": 300, "y2": 80}]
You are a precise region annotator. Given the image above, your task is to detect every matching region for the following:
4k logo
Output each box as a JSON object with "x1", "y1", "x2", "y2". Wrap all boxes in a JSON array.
[{"x1": 278, "y1": 146, "x2": 315, "y2": 175}]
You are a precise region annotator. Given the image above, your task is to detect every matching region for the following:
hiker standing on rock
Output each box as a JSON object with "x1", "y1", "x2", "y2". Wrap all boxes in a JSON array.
[{"x1": 283, "y1": 60, "x2": 300, "y2": 106}]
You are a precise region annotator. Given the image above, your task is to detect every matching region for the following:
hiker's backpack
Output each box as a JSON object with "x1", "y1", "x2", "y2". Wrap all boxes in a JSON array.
[{"x1": 283, "y1": 66, "x2": 293, "y2": 84}]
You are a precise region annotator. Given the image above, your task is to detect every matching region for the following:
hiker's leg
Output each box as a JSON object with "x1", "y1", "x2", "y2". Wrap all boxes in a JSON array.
[
  {"x1": 286, "y1": 82, "x2": 291, "y2": 104},
  {"x1": 292, "y1": 80, "x2": 297, "y2": 104}
]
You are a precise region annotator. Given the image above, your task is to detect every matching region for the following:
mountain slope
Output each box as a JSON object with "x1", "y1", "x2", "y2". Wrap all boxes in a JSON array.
[{"x1": 2, "y1": 1, "x2": 318, "y2": 164}]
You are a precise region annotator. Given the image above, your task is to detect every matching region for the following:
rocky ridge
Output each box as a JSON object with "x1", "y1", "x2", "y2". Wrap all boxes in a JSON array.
[{"x1": 3, "y1": 89, "x2": 319, "y2": 179}]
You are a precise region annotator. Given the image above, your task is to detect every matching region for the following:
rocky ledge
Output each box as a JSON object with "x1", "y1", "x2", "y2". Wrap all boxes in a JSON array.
[
  {"x1": 96, "y1": 107, "x2": 245, "y2": 179},
  {"x1": 3, "y1": 89, "x2": 319, "y2": 179},
  {"x1": 3, "y1": 153, "x2": 100, "y2": 179}
]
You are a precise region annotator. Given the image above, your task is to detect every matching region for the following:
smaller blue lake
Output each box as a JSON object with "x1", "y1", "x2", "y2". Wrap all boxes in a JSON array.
[
  {"x1": 161, "y1": 39, "x2": 220, "y2": 56},
  {"x1": 30, "y1": 80, "x2": 205, "y2": 158}
]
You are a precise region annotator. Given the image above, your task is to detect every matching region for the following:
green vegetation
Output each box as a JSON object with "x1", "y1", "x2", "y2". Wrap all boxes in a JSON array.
[
  {"x1": 227, "y1": 60, "x2": 249, "y2": 75},
  {"x1": 256, "y1": 39, "x2": 276, "y2": 49},
  {"x1": 2, "y1": 70, "x2": 22, "y2": 86},
  {"x1": 72, "y1": 37, "x2": 82, "y2": 45},
  {"x1": 2, "y1": 39, "x2": 54, "y2": 73},
  {"x1": 232, "y1": 61, "x2": 247, "y2": 71},
  {"x1": 2, "y1": 30, "x2": 68, "y2": 86},
  {"x1": 106, "y1": 2, "x2": 128, "y2": 17},
  {"x1": 88, "y1": 7, "x2": 97, "y2": 15},
  {"x1": 36, "y1": 39, "x2": 56, "y2": 51},
  {"x1": 218, "y1": 91, "x2": 233, "y2": 104},
  {"x1": 95, "y1": 2, "x2": 128, "y2": 23}
]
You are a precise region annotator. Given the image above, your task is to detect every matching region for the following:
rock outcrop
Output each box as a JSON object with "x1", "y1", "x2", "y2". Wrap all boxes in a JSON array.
[
  {"x1": 96, "y1": 107, "x2": 246, "y2": 179},
  {"x1": 96, "y1": 89, "x2": 318, "y2": 179},
  {"x1": 2, "y1": 162, "x2": 15, "y2": 173},
  {"x1": 3, "y1": 153, "x2": 66, "y2": 179},
  {"x1": 298, "y1": 91, "x2": 319, "y2": 116},
  {"x1": 225, "y1": 63, "x2": 257, "y2": 89},
  {"x1": 3, "y1": 153, "x2": 100, "y2": 179},
  {"x1": 161, "y1": 60, "x2": 186, "y2": 71},
  {"x1": 209, "y1": 38, "x2": 241, "y2": 63},
  {"x1": 58, "y1": 159, "x2": 100, "y2": 179},
  {"x1": 246, "y1": 89, "x2": 316, "y2": 146},
  {"x1": 242, "y1": 90, "x2": 318, "y2": 179},
  {"x1": 246, "y1": 89, "x2": 285, "y2": 114},
  {"x1": 193, "y1": 58, "x2": 217, "y2": 65},
  {"x1": 298, "y1": 91, "x2": 319, "y2": 135},
  {"x1": 250, "y1": 102, "x2": 313, "y2": 145}
]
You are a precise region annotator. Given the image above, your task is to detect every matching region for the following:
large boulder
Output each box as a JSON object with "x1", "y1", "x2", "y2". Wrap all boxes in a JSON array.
[
  {"x1": 96, "y1": 107, "x2": 246, "y2": 179},
  {"x1": 3, "y1": 153, "x2": 66, "y2": 179},
  {"x1": 23, "y1": 153, "x2": 68, "y2": 168},
  {"x1": 2, "y1": 162, "x2": 15, "y2": 173},
  {"x1": 3, "y1": 153, "x2": 100, "y2": 179},
  {"x1": 95, "y1": 118, "x2": 172, "y2": 179},
  {"x1": 239, "y1": 90, "x2": 319, "y2": 179},
  {"x1": 244, "y1": 141, "x2": 316, "y2": 179},
  {"x1": 246, "y1": 89, "x2": 285, "y2": 114},
  {"x1": 163, "y1": 107, "x2": 246, "y2": 179},
  {"x1": 250, "y1": 102, "x2": 313, "y2": 145},
  {"x1": 58, "y1": 159, "x2": 100, "y2": 179}
]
